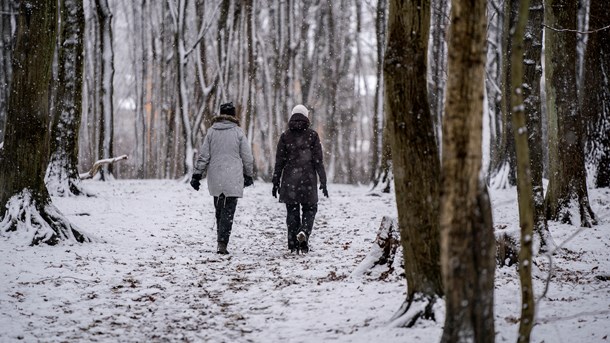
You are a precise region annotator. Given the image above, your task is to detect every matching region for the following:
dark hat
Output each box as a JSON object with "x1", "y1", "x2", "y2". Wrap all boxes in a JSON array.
[{"x1": 220, "y1": 102, "x2": 236, "y2": 116}]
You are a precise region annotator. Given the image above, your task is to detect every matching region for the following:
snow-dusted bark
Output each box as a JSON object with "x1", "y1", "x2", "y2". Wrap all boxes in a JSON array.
[
  {"x1": 544, "y1": 0, "x2": 597, "y2": 227},
  {"x1": 0, "y1": 0, "x2": 91, "y2": 245},
  {"x1": 428, "y1": 0, "x2": 449, "y2": 146},
  {"x1": 508, "y1": 0, "x2": 536, "y2": 339},
  {"x1": 384, "y1": 0, "x2": 443, "y2": 326},
  {"x1": 46, "y1": 0, "x2": 88, "y2": 197},
  {"x1": 583, "y1": 0, "x2": 610, "y2": 188},
  {"x1": 523, "y1": 0, "x2": 555, "y2": 250}
]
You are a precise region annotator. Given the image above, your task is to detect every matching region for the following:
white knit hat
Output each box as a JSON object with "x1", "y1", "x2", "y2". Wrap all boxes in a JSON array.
[{"x1": 291, "y1": 104, "x2": 309, "y2": 118}]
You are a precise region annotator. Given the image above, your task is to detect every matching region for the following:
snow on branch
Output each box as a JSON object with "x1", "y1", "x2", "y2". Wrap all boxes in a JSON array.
[{"x1": 79, "y1": 155, "x2": 128, "y2": 180}]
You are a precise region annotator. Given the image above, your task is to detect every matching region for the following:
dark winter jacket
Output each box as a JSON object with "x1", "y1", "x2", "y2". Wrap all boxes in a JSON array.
[{"x1": 272, "y1": 113, "x2": 327, "y2": 204}]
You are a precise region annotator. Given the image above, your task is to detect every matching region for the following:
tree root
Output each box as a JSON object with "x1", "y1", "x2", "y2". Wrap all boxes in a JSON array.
[{"x1": 0, "y1": 190, "x2": 93, "y2": 245}]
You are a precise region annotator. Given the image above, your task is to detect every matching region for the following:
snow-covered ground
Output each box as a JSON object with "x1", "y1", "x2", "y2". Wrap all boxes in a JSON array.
[{"x1": 0, "y1": 180, "x2": 608, "y2": 342}]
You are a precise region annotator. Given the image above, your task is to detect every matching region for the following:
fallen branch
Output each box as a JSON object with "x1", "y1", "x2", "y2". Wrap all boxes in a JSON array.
[{"x1": 79, "y1": 155, "x2": 128, "y2": 180}]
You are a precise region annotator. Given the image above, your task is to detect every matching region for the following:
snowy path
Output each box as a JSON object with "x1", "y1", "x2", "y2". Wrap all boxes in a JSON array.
[
  {"x1": 0, "y1": 180, "x2": 414, "y2": 342},
  {"x1": 0, "y1": 180, "x2": 609, "y2": 342}
]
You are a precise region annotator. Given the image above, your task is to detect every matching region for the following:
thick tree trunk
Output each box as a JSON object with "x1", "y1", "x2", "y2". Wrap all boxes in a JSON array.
[
  {"x1": 0, "y1": 0, "x2": 90, "y2": 245},
  {"x1": 582, "y1": 0, "x2": 610, "y2": 188},
  {"x1": 384, "y1": 0, "x2": 443, "y2": 327},
  {"x1": 544, "y1": 0, "x2": 597, "y2": 227},
  {"x1": 440, "y1": 0, "x2": 496, "y2": 341},
  {"x1": 46, "y1": 0, "x2": 87, "y2": 197},
  {"x1": 509, "y1": 0, "x2": 536, "y2": 340}
]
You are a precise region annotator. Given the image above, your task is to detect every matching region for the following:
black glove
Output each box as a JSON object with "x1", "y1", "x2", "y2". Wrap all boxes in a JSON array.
[
  {"x1": 272, "y1": 184, "x2": 279, "y2": 198},
  {"x1": 190, "y1": 174, "x2": 202, "y2": 191},
  {"x1": 320, "y1": 184, "x2": 328, "y2": 198},
  {"x1": 244, "y1": 174, "x2": 254, "y2": 187}
]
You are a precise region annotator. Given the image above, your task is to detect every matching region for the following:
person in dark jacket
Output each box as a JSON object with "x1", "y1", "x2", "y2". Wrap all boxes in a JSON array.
[
  {"x1": 272, "y1": 104, "x2": 328, "y2": 253},
  {"x1": 190, "y1": 102, "x2": 254, "y2": 254}
]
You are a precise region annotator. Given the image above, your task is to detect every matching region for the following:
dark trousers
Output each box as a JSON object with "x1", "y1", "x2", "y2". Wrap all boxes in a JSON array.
[
  {"x1": 285, "y1": 203, "x2": 318, "y2": 249},
  {"x1": 214, "y1": 194, "x2": 238, "y2": 243}
]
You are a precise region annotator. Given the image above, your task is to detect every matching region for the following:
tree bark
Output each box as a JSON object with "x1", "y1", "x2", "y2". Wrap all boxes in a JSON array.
[
  {"x1": 523, "y1": 0, "x2": 555, "y2": 250},
  {"x1": 490, "y1": 0, "x2": 518, "y2": 189},
  {"x1": 544, "y1": 0, "x2": 597, "y2": 227},
  {"x1": 509, "y1": 0, "x2": 536, "y2": 340},
  {"x1": 0, "y1": 0, "x2": 90, "y2": 245},
  {"x1": 370, "y1": 0, "x2": 388, "y2": 188},
  {"x1": 0, "y1": 0, "x2": 18, "y2": 144},
  {"x1": 384, "y1": 0, "x2": 443, "y2": 326},
  {"x1": 46, "y1": 0, "x2": 87, "y2": 197},
  {"x1": 440, "y1": 0, "x2": 495, "y2": 341},
  {"x1": 94, "y1": 0, "x2": 115, "y2": 180},
  {"x1": 582, "y1": 0, "x2": 610, "y2": 188}
]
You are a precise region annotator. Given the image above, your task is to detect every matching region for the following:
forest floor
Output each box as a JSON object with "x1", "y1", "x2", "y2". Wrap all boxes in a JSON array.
[{"x1": 0, "y1": 180, "x2": 608, "y2": 342}]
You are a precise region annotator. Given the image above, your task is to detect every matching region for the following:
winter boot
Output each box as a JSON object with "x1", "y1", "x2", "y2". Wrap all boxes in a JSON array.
[
  {"x1": 297, "y1": 231, "x2": 309, "y2": 253},
  {"x1": 217, "y1": 241, "x2": 229, "y2": 255}
]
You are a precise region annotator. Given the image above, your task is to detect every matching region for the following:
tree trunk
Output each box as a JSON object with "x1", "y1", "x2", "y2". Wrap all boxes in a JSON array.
[
  {"x1": 94, "y1": 0, "x2": 115, "y2": 180},
  {"x1": 0, "y1": 0, "x2": 90, "y2": 245},
  {"x1": 490, "y1": 0, "x2": 518, "y2": 189},
  {"x1": 523, "y1": 0, "x2": 556, "y2": 250},
  {"x1": 509, "y1": 0, "x2": 536, "y2": 340},
  {"x1": 582, "y1": 0, "x2": 610, "y2": 188},
  {"x1": 440, "y1": 0, "x2": 496, "y2": 341},
  {"x1": 384, "y1": 0, "x2": 443, "y2": 327},
  {"x1": 370, "y1": 0, "x2": 387, "y2": 187},
  {"x1": 544, "y1": 0, "x2": 597, "y2": 227},
  {"x1": 428, "y1": 0, "x2": 449, "y2": 144},
  {"x1": 0, "y1": 0, "x2": 18, "y2": 144},
  {"x1": 46, "y1": 0, "x2": 87, "y2": 197}
]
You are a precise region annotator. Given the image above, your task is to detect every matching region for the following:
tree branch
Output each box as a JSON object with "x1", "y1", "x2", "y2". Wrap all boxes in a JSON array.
[
  {"x1": 79, "y1": 155, "x2": 128, "y2": 180},
  {"x1": 542, "y1": 23, "x2": 610, "y2": 34}
]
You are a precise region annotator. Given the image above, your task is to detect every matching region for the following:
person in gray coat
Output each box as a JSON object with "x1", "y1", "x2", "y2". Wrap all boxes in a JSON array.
[{"x1": 190, "y1": 102, "x2": 254, "y2": 254}]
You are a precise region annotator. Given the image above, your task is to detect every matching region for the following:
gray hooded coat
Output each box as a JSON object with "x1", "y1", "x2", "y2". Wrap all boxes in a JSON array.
[{"x1": 193, "y1": 115, "x2": 254, "y2": 198}]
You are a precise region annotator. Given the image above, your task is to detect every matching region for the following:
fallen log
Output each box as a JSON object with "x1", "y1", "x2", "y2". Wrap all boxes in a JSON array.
[{"x1": 79, "y1": 155, "x2": 128, "y2": 180}]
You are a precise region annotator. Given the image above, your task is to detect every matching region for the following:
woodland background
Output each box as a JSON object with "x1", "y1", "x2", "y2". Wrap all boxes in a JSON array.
[{"x1": 0, "y1": 0, "x2": 609, "y2": 342}]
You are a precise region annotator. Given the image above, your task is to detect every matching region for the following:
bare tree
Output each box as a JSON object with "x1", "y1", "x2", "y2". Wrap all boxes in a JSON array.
[
  {"x1": 94, "y1": 0, "x2": 115, "y2": 180},
  {"x1": 440, "y1": 0, "x2": 496, "y2": 340},
  {"x1": 46, "y1": 0, "x2": 88, "y2": 197},
  {"x1": 489, "y1": 0, "x2": 518, "y2": 189},
  {"x1": 544, "y1": 0, "x2": 597, "y2": 227},
  {"x1": 384, "y1": 0, "x2": 443, "y2": 326},
  {"x1": 0, "y1": 0, "x2": 18, "y2": 143},
  {"x1": 583, "y1": 0, "x2": 610, "y2": 188},
  {"x1": 509, "y1": 0, "x2": 536, "y2": 340},
  {"x1": 523, "y1": 0, "x2": 555, "y2": 250},
  {"x1": 370, "y1": 0, "x2": 392, "y2": 192},
  {"x1": 0, "y1": 0, "x2": 91, "y2": 245}
]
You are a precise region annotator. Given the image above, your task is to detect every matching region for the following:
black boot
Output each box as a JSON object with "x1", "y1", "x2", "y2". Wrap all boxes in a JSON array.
[
  {"x1": 217, "y1": 241, "x2": 229, "y2": 254},
  {"x1": 297, "y1": 231, "x2": 309, "y2": 253}
]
